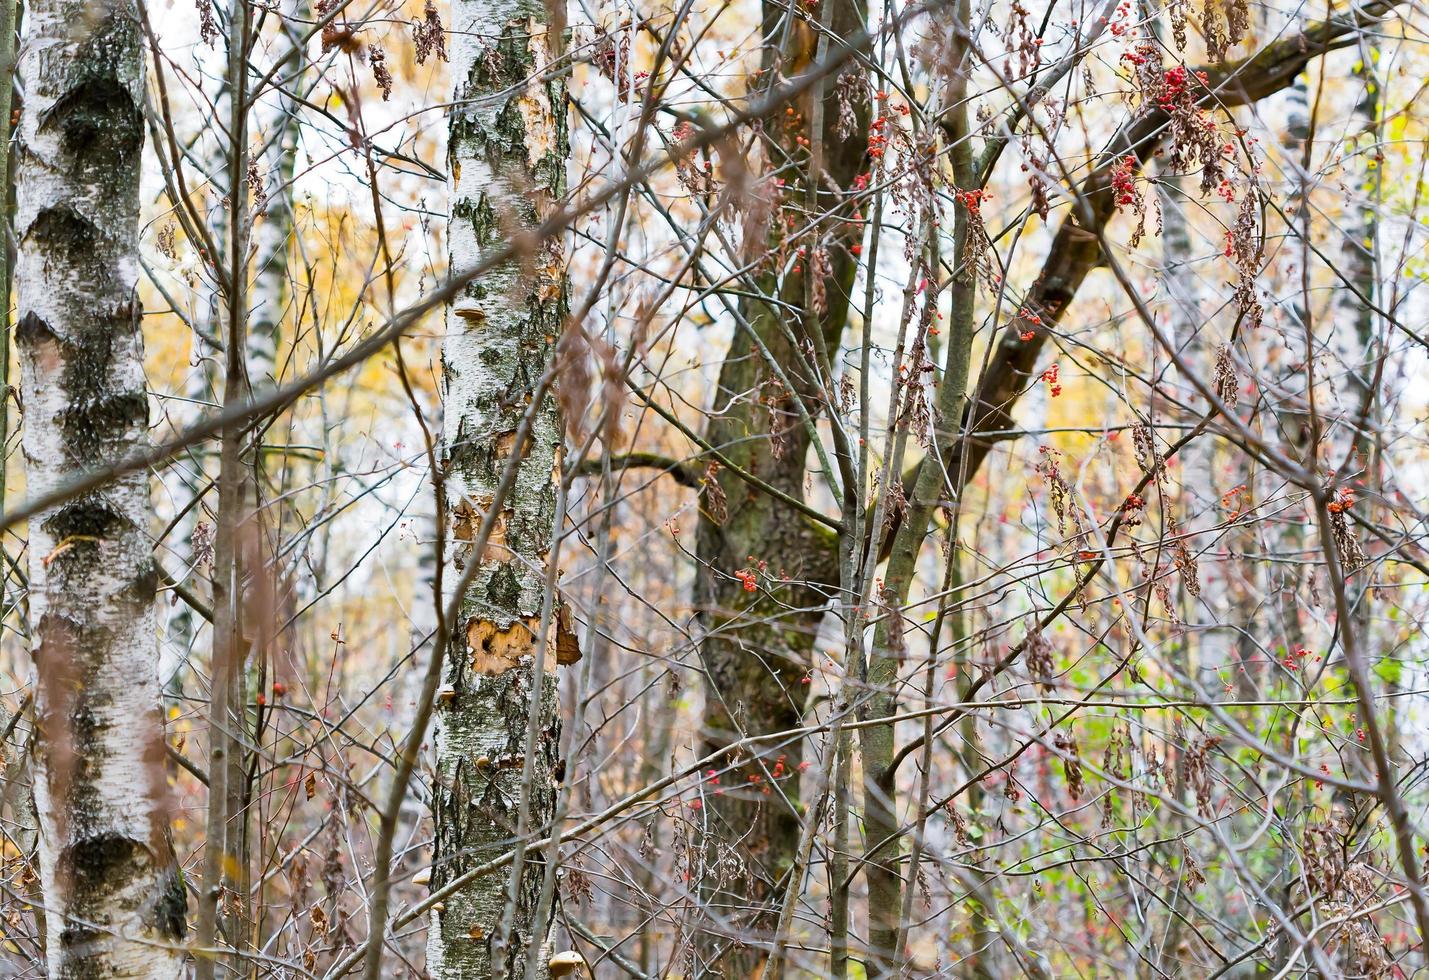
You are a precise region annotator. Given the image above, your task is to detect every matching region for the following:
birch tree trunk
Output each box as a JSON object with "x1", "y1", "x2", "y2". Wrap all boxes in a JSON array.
[
  {"x1": 14, "y1": 0, "x2": 187, "y2": 974},
  {"x1": 427, "y1": 2, "x2": 566, "y2": 976},
  {"x1": 160, "y1": 58, "x2": 229, "y2": 701},
  {"x1": 1330, "y1": 50, "x2": 1379, "y2": 452},
  {"x1": 248, "y1": 3, "x2": 304, "y2": 388},
  {"x1": 1327, "y1": 39, "x2": 1382, "y2": 816}
]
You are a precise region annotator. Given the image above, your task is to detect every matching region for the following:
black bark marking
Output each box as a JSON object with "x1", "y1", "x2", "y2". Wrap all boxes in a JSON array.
[
  {"x1": 148, "y1": 863, "x2": 188, "y2": 940},
  {"x1": 60, "y1": 388, "x2": 148, "y2": 460},
  {"x1": 14, "y1": 309, "x2": 57, "y2": 346},
  {"x1": 25, "y1": 206, "x2": 105, "y2": 269},
  {"x1": 43, "y1": 78, "x2": 144, "y2": 175},
  {"x1": 42, "y1": 499, "x2": 128, "y2": 542},
  {"x1": 16, "y1": 280, "x2": 146, "y2": 461},
  {"x1": 60, "y1": 833, "x2": 147, "y2": 900}
]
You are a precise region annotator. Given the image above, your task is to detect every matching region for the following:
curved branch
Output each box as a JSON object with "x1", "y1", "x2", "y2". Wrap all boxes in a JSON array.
[
  {"x1": 876, "y1": 0, "x2": 1410, "y2": 561},
  {"x1": 572, "y1": 451, "x2": 702, "y2": 488}
]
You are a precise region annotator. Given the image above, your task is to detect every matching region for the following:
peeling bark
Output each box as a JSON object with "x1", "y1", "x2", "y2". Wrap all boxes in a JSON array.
[
  {"x1": 427, "y1": 4, "x2": 567, "y2": 977},
  {"x1": 15, "y1": 0, "x2": 186, "y2": 975}
]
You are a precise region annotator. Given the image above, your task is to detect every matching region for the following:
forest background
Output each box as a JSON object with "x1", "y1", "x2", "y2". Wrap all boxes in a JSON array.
[{"x1": 1, "y1": 0, "x2": 1428, "y2": 974}]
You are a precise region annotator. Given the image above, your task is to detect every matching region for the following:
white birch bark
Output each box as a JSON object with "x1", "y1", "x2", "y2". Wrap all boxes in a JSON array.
[
  {"x1": 428, "y1": 2, "x2": 567, "y2": 977},
  {"x1": 1156, "y1": 174, "x2": 1239, "y2": 668},
  {"x1": 160, "y1": 62, "x2": 230, "y2": 699},
  {"x1": 1329, "y1": 44, "x2": 1382, "y2": 798},
  {"x1": 248, "y1": 3, "x2": 305, "y2": 388},
  {"x1": 1329, "y1": 51, "x2": 1379, "y2": 453},
  {"x1": 14, "y1": 0, "x2": 187, "y2": 974}
]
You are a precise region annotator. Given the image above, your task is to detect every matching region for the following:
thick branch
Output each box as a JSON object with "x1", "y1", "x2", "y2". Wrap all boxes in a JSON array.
[
  {"x1": 573, "y1": 451, "x2": 702, "y2": 488},
  {"x1": 878, "y1": 0, "x2": 1408, "y2": 560}
]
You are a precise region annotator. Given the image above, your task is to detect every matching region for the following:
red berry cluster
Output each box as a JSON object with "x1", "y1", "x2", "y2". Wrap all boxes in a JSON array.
[
  {"x1": 1155, "y1": 65, "x2": 1207, "y2": 110},
  {"x1": 1120, "y1": 491, "x2": 1146, "y2": 526},
  {"x1": 873, "y1": 91, "x2": 908, "y2": 116},
  {"x1": 1327, "y1": 486, "x2": 1355, "y2": 514},
  {"x1": 956, "y1": 187, "x2": 988, "y2": 216},
  {"x1": 1041, "y1": 362, "x2": 1062, "y2": 397},
  {"x1": 1016, "y1": 305, "x2": 1044, "y2": 342},
  {"x1": 1104, "y1": 0, "x2": 1132, "y2": 37},
  {"x1": 1111, "y1": 154, "x2": 1138, "y2": 208},
  {"x1": 735, "y1": 556, "x2": 769, "y2": 592},
  {"x1": 868, "y1": 114, "x2": 891, "y2": 160}
]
